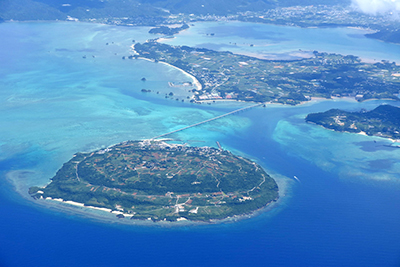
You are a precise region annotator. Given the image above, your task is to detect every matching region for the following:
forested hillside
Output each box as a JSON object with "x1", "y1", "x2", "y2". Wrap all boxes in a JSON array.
[{"x1": 0, "y1": 0, "x2": 350, "y2": 21}]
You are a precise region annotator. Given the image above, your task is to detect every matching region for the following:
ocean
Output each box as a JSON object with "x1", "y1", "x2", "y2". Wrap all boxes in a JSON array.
[{"x1": 0, "y1": 21, "x2": 400, "y2": 267}]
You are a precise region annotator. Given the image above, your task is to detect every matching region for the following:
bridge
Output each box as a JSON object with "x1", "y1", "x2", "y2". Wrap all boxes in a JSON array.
[{"x1": 150, "y1": 102, "x2": 264, "y2": 140}]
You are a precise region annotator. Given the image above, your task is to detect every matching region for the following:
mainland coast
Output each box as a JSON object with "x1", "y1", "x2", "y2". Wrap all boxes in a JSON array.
[{"x1": 131, "y1": 40, "x2": 400, "y2": 105}]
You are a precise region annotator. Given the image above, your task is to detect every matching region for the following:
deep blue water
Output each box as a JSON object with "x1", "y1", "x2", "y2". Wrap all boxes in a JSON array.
[
  {"x1": 1, "y1": 111, "x2": 400, "y2": 267},
  {"x1": 1, "y1": 22, "x2": 400, "y2": 267}
]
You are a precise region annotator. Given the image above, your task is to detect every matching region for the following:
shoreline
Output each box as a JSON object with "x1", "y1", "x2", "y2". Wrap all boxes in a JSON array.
[
  {"x1": 36, "y1": 192, "x2": 282, "y2": 226},
  {"x1": 157, "y1": 60, "x2": 203, "y2": 91},
  {"x1": 5, "y1": 94, "x2": 390, "y2": 226},
  {"x1": 6, "y1": 157, "x2": 288, "y2": 227},
  {"x1": 192, "y1": 95, "x2": 358, "y2": 107},
  {"x1": 356, "y1": 131, "x2": 400, "y2": 143},
  {"x1": 131, "y1": 44, "x2": 387, "y2": 107},
  {"x1": 308, "y1": 122, "x2": 400, "y2": 144},
  {"x1": 132, "y1": 38, "x2": 398, "y2": 107},
  {"x1": 131, "y1": 43, "x2": 202, "y2": 92}
]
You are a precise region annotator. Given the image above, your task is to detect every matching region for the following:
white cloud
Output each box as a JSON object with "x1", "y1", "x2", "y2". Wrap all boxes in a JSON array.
[{"x1": 352, "y1": 0, "x2": 400, "y2": 15}]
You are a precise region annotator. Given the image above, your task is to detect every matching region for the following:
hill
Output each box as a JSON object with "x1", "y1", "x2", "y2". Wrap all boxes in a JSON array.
[
  {"x1": 366, "y1": 29, "x2": 400, "y2": 45},
  {"x1": 306, "y1": 105, "x2": 400, "y2": 140},
  {"x1": 0, "y1": 0, "x2": 350, "y2": 21},
  {"x1": 29, "y1": 141, "x2": 279, "y2": 222}
]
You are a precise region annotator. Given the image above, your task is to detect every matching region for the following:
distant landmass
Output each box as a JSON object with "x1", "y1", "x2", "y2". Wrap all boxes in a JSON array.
[
  {"x1": 29, "y1": 141, "x2": 279, "y2": 222},
  {"x1": 306, "y1": 105, "x2": 400, "y2": 140},
  {"x1": 3, "y1": 0, "x2": 398, "y2": 47},
  {"x1": 0, "y1": 0, "x2": 349, "y2": 21},
  {"x1": 366, "y1": 30, "x2": 400, "y2": 45}
]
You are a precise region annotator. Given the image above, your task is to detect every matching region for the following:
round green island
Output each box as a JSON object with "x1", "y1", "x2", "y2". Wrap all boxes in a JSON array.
[{"x1": 29, "y1": 140, "x2": 279, "y2": 222}]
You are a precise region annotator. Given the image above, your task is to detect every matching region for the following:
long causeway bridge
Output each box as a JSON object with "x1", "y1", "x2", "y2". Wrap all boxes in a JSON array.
[{"x1": 150, "y1": 103, "x2": 264, "y2": 140}]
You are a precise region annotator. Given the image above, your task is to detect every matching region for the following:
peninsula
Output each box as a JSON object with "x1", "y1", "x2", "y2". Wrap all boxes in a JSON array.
[
  {"x1": 132, "y1": 42, "x2": 400, "y2": 104},
  {"x1": 29, "y1": 140, "x2": 279, "y2": 222},
  {"x1": 306, "y1": 105, "x2": 400, "y2": 140}
]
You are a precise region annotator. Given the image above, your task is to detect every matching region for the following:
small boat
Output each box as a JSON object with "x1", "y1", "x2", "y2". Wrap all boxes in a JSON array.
[{"x1": 293, "y1": 176, "x2": 301, "y2": 183}]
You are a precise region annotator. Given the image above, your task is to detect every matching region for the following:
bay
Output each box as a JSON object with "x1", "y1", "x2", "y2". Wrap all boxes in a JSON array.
[
  {"x1": 164, "y1": 21, "x2": 400, "y2": 62},
  {"x1": 0, "y1": 21, "x2": 400, "y2": 267}
]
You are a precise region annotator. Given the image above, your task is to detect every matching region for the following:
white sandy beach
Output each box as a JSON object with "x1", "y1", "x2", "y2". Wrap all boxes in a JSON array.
[
  {"x1": 157, "y1": 61, "x2": 202, "y2": 91},
  {"x1": 6, "y1": 167, "x2": 288, "y2": 227},
  {"x1": 131, "y1": 42, "x2": 202, "y2": 91},
  {"x1": 44, "y1": 196, "x2": 135, "y2": 217}
]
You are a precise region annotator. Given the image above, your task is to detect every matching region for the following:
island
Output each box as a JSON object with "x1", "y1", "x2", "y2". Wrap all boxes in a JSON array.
[
  {"x1": 149, "y1": 23, "x2": 189, "y2": 36},
  {"x1": 132, "y1": 42, "x2": 400, "y2": 104},
  {"x1": 29, "y1": 140, "x2": 279, "y2": 222},
  {"x1": 305, "y1": 104, "x2": 400, "y2": 140}
]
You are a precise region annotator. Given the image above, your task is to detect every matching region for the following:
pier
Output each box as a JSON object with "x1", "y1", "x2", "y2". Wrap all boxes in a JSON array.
[{"x1": 151, "y1": 103, "x2": 264, "y2": 140}]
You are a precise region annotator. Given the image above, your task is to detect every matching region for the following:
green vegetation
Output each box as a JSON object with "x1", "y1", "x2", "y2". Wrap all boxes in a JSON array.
[
  {"x1": 149, "y1": 24, "x2": 189, "y2": 35},
  {"x1": 0, "y1": 0, "x2": 167, "y2": 24},
  {"x1": 306, "y1": 105, "x2": 400, "y2": 139},
  {"x1": 0, "y1": 0, "x2": 66, "y2": 20},
  {"x1": 29, "y1": 141, "x2": 279, "y2": 222},
  {"x1": 366, "y1": 30, "x2": 400, "y2": 45},
  {"x1": 235, "y1": 5, "x2": 396, "y2": 30},
  {"x1": 133, "y1": 42, "x2": 400, "y2": 104},
  {"x1": 2, "y1": 0, "x2": 398, "y2": 49},
  {"x1": 0, "y1": 0, "x2": 348, "y2": 21},
  {"x1": 133, "y1": 0, "x2": 347, "y2": 16},
  {"x1": 2, "y1": 0, "x2": 398, "y2": 47}
]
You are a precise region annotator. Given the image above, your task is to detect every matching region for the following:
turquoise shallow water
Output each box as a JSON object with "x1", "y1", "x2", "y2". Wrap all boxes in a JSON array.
[
  {"x1": 273, "y1": 100, "x2": 400, "y2": 183},
  {"x1": 0, "y1": 22, "x2": 250, "y2": 189},
  {"x1": 1, "y1": 21, "x2": 400, "y2": 266}
]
